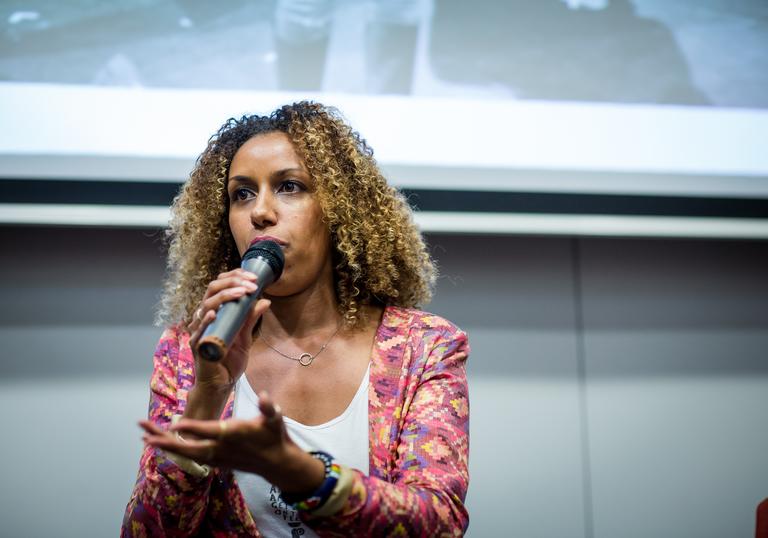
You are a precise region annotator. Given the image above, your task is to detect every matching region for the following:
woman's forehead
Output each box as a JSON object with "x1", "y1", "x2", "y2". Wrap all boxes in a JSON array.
[{"x1": 229, "y1": 132, "x2": 307, "y2": 174}]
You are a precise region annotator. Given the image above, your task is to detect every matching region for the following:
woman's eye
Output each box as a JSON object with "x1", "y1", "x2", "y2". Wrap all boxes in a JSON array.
[
  {"x1": 277, "y1": 180, "x2": 304, "y2": 194},
  {"x1": 232, "y1": 187, "x2": 254, "y2": 201}
]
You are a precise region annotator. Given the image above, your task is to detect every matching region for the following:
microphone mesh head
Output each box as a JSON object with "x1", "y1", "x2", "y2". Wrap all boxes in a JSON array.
[{"x1": 243, "y1": 240, "x2": 285, "y2": 280}]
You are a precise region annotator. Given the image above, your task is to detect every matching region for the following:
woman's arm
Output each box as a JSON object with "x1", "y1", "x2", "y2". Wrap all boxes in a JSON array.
[
  {"x1": 123, "y1": 270, "x2": 271, "y2": 536},
  {"x1": 121, "y1": 328, "x2": 217, "y2": 537},
  {"x1": 304, "y1": 326, "x2": 470, "y2": 537}
]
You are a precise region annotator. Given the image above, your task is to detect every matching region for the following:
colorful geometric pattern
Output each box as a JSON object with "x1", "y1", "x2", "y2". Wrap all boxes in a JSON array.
[{"x1": 122, "y1": 306, "x2": 470, "y2": 537}]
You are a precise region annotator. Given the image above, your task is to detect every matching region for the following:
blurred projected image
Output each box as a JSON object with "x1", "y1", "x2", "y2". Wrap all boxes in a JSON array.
[
  {"x1": 274, "y1": 0, "x2": 420, "y2": 93},
  {"x1": 1, "y1": 0, "x2": 766, "y2": 107},
  {"x1": 430, "y1": 0, "x2": 713, "y2": 104}
]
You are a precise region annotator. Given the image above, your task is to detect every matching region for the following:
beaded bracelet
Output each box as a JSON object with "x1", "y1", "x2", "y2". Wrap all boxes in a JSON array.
[{"x1": 280, "y1": 451, "x2": 341, "y2": 511}]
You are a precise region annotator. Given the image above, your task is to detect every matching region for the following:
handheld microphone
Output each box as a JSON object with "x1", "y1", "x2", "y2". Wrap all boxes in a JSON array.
[{"x1": 196, "y1": 240, "x2": 285, "y2": 362}]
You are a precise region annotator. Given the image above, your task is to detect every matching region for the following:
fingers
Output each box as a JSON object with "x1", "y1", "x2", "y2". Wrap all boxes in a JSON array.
[
  {"x1": 207, "y1": 270, "x2": 258, "y2": 298},
  {"x1": 203, "y1": 279, "x2": 258, "y2": 309},
  {"x1": 257, "y1": 391, "x2": 285, "y2": 433},
  {"x1": 143, "y1": 431, "x2": 217, "y2": 463},
  {"x1": 166, "y1": 392, "x2": 283, "y2": 441},
  {"x1": 169, "y1": 399, "x2": 282, "y2": 442},
  {"x1": 188, "y1": 309, "x2": 217, "y2": 345},
  {"x1": 199, "y1": 276, "x2": 257, "y2": 318},
  {"x1": 140, "y1": 403, "x2": 288, "y2": 471},
  {"x1": 213, "y1": 268, "x2": 258, "y2": 282},
  {"x1": 140, "y1": 419, "x2": 220, "y2": 464},
  {"x1": 139, "y1": 419, "x2": 166, "y2": 436},
  {"x1": 171, "y1": 418, "x2": 239, "y2": 440},
  {"x1": 187, "y1": 269, "x2": 259, "y2": 337}
]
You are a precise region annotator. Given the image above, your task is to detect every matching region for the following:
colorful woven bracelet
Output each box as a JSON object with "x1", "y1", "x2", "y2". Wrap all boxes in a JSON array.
[{"x1": 281, "y1": 451, "x2": 341, "y2": 511}]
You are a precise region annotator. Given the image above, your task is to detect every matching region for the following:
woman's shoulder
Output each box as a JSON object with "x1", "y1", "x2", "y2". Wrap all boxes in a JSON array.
[
  {"x1": 376, "y1": 306, "x2": 469, "y2": 374},
  {"x1": 156, "y1": 324, "x2": 191, "y2": 346},
  {"x1": 152, "y1": 324, "x2": 194, "y2": 364},
  {"x1": 382, "y1": 305, "x2": 467, "y2": 341}
]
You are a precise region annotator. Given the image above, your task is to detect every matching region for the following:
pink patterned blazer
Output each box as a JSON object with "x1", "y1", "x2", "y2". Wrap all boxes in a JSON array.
[{"x1": 122, "y1": 306, "x2": 470, "y2": 537}]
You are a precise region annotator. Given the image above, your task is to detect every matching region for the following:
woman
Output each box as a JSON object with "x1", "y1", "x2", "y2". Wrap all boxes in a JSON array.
[{"x1": 122, "y1": 102, "x2": 469, "y2": 537}]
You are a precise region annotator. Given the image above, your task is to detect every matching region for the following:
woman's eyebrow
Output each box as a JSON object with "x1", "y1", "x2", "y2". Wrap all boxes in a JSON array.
[
  {"x1": 229, "y1": 169, "x2": 306, "y2": 184},
  {"x1": 227, "y1": 175, "x2": 255, "y2": 186},
  {"x1": 272, "y1": 167, "x2": 307, "y2": 178}
]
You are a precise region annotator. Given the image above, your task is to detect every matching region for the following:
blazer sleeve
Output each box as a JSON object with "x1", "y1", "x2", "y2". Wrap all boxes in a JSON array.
[
  {"x1": 121, "y1": 328, "x2": 216, "y2": 537},
  {"x1": 303, "y1": 325, "x2": 470, "y2": 537}
]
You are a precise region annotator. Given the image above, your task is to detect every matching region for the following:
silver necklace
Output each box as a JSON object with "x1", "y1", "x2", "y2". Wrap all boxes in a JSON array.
[{"x1": 257, "y1": 323, "x2": 341, "y2": 366}]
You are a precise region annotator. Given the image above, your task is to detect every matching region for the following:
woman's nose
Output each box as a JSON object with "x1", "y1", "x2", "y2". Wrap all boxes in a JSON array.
[{"x1": 249, "y1": 192, "x2": 278, "y2": 228}]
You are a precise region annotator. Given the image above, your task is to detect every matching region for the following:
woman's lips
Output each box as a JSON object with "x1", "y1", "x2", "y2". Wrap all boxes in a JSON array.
[{"x1": 249, "y1": 235, "x2": 287, "y2": 247}]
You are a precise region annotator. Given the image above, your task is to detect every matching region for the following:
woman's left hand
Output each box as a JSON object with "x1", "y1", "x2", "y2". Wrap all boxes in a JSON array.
[{"x1": 140, "y1": 391, "x2": 325, "y2": 494}]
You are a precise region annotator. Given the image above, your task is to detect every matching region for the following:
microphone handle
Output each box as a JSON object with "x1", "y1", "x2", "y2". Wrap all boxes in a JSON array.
[{"x1": 196, "y1": 256, "x2": 276, "y2": 361}]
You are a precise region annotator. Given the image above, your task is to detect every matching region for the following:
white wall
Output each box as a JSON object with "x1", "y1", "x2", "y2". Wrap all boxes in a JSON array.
[{"x1": 0, "y1": 228, "x2": 766, "y2": 537}]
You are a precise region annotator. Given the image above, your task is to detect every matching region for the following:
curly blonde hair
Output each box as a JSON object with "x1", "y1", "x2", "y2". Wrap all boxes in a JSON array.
[{"x1": 157, "y1": 101, "x2": 436, "y2": 329}]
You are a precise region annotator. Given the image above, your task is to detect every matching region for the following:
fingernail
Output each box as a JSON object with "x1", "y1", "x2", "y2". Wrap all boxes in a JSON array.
[
  {"x1": 243, "y1": 271, "x2": 257, "y2": 280},
  {"x1": 273, "y1": 404, "x2": 282, "y2": 415}
]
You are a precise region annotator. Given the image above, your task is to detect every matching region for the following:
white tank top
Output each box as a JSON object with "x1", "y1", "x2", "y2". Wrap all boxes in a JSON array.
[{"x1": 232, "y1": 365, "x2": 370, "y2": 538}]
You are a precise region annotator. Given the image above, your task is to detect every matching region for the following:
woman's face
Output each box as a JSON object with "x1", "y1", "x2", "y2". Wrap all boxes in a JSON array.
[{"x1": 227, "y1": 131, "x2": 332, "y2": 297}]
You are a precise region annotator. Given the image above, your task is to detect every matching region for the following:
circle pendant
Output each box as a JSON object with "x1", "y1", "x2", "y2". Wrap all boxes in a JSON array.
[{"x1": 298, "y1": 353, "x2": 314, "y2": 366}]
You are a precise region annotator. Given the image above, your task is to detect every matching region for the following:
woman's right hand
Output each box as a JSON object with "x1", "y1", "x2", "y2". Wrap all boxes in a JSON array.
[{"x1": 185, "y1": 268, "x2": 271, "y2": 412}]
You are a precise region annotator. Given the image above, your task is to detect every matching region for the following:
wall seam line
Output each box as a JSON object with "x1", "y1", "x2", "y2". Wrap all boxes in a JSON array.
[{"x1": 572, "y1": 236, "x2": 595, "y2": 538}]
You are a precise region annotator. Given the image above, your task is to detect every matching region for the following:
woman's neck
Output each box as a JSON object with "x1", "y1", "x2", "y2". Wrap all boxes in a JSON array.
[{"x1": 260, "y1": 282, "x2": 341, "y2": 340}]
